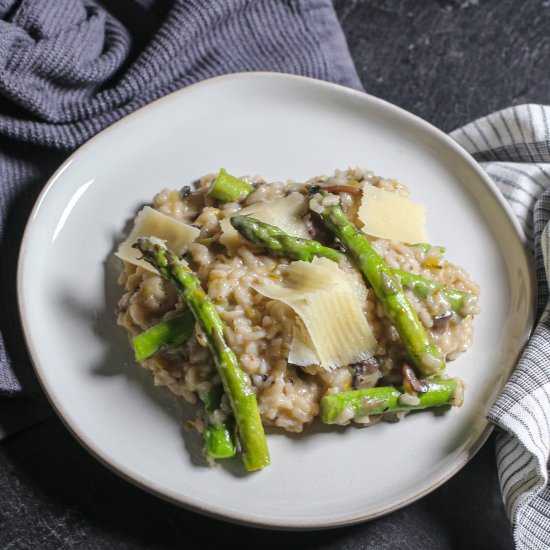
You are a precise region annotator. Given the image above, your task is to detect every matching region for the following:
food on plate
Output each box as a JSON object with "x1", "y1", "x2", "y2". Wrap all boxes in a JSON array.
[
  {"x1": 115, "y1": 167, "x2": 480, "y2": 471},
  {"x1": 320, "y1": 376, "x2": 464, "y2": 425},
  {"x1": 134, "y1": 237, "x2": 270, "y2": 471}
]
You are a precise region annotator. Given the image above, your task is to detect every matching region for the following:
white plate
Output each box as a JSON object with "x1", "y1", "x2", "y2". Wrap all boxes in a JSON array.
[{"x1": 17, "y1": 73, "x2": 533, "y2": 529}]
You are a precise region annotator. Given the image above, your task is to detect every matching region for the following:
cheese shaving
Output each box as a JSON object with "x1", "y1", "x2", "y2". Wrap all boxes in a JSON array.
[
  {"x1": 220, "y1": 193, "x2": 310, "y2": 249},
  {"x1": 115, "y1": 206, "x2": 199, "y2": 273},
  {"x1": 358, "y1": 185, "x2": 427, "y2": 243},
  {"x1": 253, "y1": 257, "x2": 376, "y2": 370}
]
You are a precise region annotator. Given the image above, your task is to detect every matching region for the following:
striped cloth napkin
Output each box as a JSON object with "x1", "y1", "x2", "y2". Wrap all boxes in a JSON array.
[{"x1": 451, "y1": 106, "x2": 550, "y2": 550}]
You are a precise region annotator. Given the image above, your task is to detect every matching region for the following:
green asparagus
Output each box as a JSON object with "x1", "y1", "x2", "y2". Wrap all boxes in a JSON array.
[
  {"x1": 318, "y1": 200, "x2": 446, "y2": 377},
  {"x1": 208, "y1": 168, "x2": 255, "y2": 203},
  {"x1": 320, "y1": 378, "x2": 464, "y2": 424},
  {"x1": 132, "y1": 310, "x2": 195, "y2": 363},
  {"x1": 203, "y1": 384, "x2": 236, "y2": 459},
  {"x1": 393, "y1": 270, "x2": 469, "y2": 315},
  {"x1": 134, "y1": 238, "x2": 270, "y2": 471},
  {"x1": 230, "y1": 215, "x2": 344, "y2": 263},
  {"x1": 131, "y1": 310, "x2": 235, "y2": 460},
  {"x1": 231, "y1": 216, "x2": 469, "y2": 315}
]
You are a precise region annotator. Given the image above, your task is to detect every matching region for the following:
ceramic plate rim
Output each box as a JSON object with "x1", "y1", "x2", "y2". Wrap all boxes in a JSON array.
[{"x1": 16, "y1": 72, "x2": 535, "y2": 529}]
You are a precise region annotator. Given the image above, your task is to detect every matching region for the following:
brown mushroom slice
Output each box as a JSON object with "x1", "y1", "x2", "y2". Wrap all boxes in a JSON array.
[
  {"x1": 323, "y1": 185, "x2": 363, "y2": 196},
  {"x1": 352, "y1": 357, "x2": 381, "y2": 389},
  {"x1": 402, "y1": 362, "x2": 428, "y2": 394},
  {"x1": 433, "y1": 310, "x2": 454, "y2": 333}
]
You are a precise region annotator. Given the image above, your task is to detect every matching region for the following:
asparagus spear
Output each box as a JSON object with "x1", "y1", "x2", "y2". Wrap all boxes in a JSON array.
[
  {"x1": 231, "y1": 215, "x2": 469, "y2": 315},
  {"x1": 131, "y1": 311, "x2": 236, "y2": 460},
  {"x1": 208, "y1": 168, "x2": 255, "y2": 203},
  {"x1": 393, "y1": 269, "x2": 469, "y2": 315},
  {"x1": 230, "y1": 215, "x2": 344, "y2": 263},
  {"x1": 411, "y1": 243, "x2": 446, "y2": 253},
  {"x1": 320, "y1": 378, "x2": 464, "y2": 424},
  {"x1": 317, "y1": 200, "x2": 446, "y2": 377},
  {"x1": 203, "y1": 384, "x2": 236, "y2": 459},
  {"x1": 133, "y1": 238, "x2": 270, "y2": 471},
  {"x1": 132, "y1": 310, "x2": 195, "y2": 363}
]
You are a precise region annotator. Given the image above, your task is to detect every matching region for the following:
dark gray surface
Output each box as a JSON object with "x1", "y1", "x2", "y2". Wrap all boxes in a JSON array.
[
  {"x1": 336, "y1": 0, "x2": 550, "y2": 133},
  {"x1": 3, "y1": 0, "x2": 550, "y2": 548}
]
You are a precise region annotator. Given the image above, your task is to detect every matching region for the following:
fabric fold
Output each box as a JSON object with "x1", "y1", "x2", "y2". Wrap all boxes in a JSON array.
[
  {"x1": 451, "y1": 105, "x2": 550, "y2": 550},
  {"x1": 0, "y1": 0, "x2": 361, "y2": 139}
]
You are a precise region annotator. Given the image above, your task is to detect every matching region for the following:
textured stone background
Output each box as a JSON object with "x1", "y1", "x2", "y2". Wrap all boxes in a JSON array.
[
  {"x1": 3, "y1": 1, "x2": 550, "y2": 548},
  {"x1": 336, "y1": 0, "x2": 550, "y2": 131}
]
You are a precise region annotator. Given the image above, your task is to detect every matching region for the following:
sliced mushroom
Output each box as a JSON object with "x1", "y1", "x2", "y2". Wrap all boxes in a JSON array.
[
  {"x1": 352, "y1": 357, "x2": 381, "y2": 389},
  {"x1": 304, "y1": 211, "x2": 338, "y2": 245},
  {"x1": 323, "y1": 185, "x2": 363, "y2": 196},
  {"x1": 432, "y1": 310, "x2": 453, "y2": 333},
  {"x1": 402, "y1": 362, "x2": 428, "y2": 394}
]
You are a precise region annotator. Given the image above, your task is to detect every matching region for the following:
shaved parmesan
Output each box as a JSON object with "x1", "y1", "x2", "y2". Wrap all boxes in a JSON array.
[
  {"x1": 253, "y1": 257, "x2": 376, "y2": 370},
  {"x1": 358, "y1": 185, "x2": 427, "y2": 243},
  {"x1": 339, "y1": 258, "x2": 369, "y2": 306},
  {"x1": 289, "y1": 320, "x2": 318, "y2": 367},
  {"x1": 116, "y1": 206, "x2": 199, "y2": 273},
  {"x1": 220, "y1": 193, "x2": 310, "y2": 249}
]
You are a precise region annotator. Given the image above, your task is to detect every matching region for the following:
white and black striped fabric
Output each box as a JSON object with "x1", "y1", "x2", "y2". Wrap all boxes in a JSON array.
[{"x1": 451, "y1": 105, "x2": 550, "y2": 550}]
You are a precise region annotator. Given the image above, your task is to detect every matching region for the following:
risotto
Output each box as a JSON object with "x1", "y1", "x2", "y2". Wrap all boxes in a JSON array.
[{"x1": 115, "y1": 167, "x2": 479, "y2": 469}]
